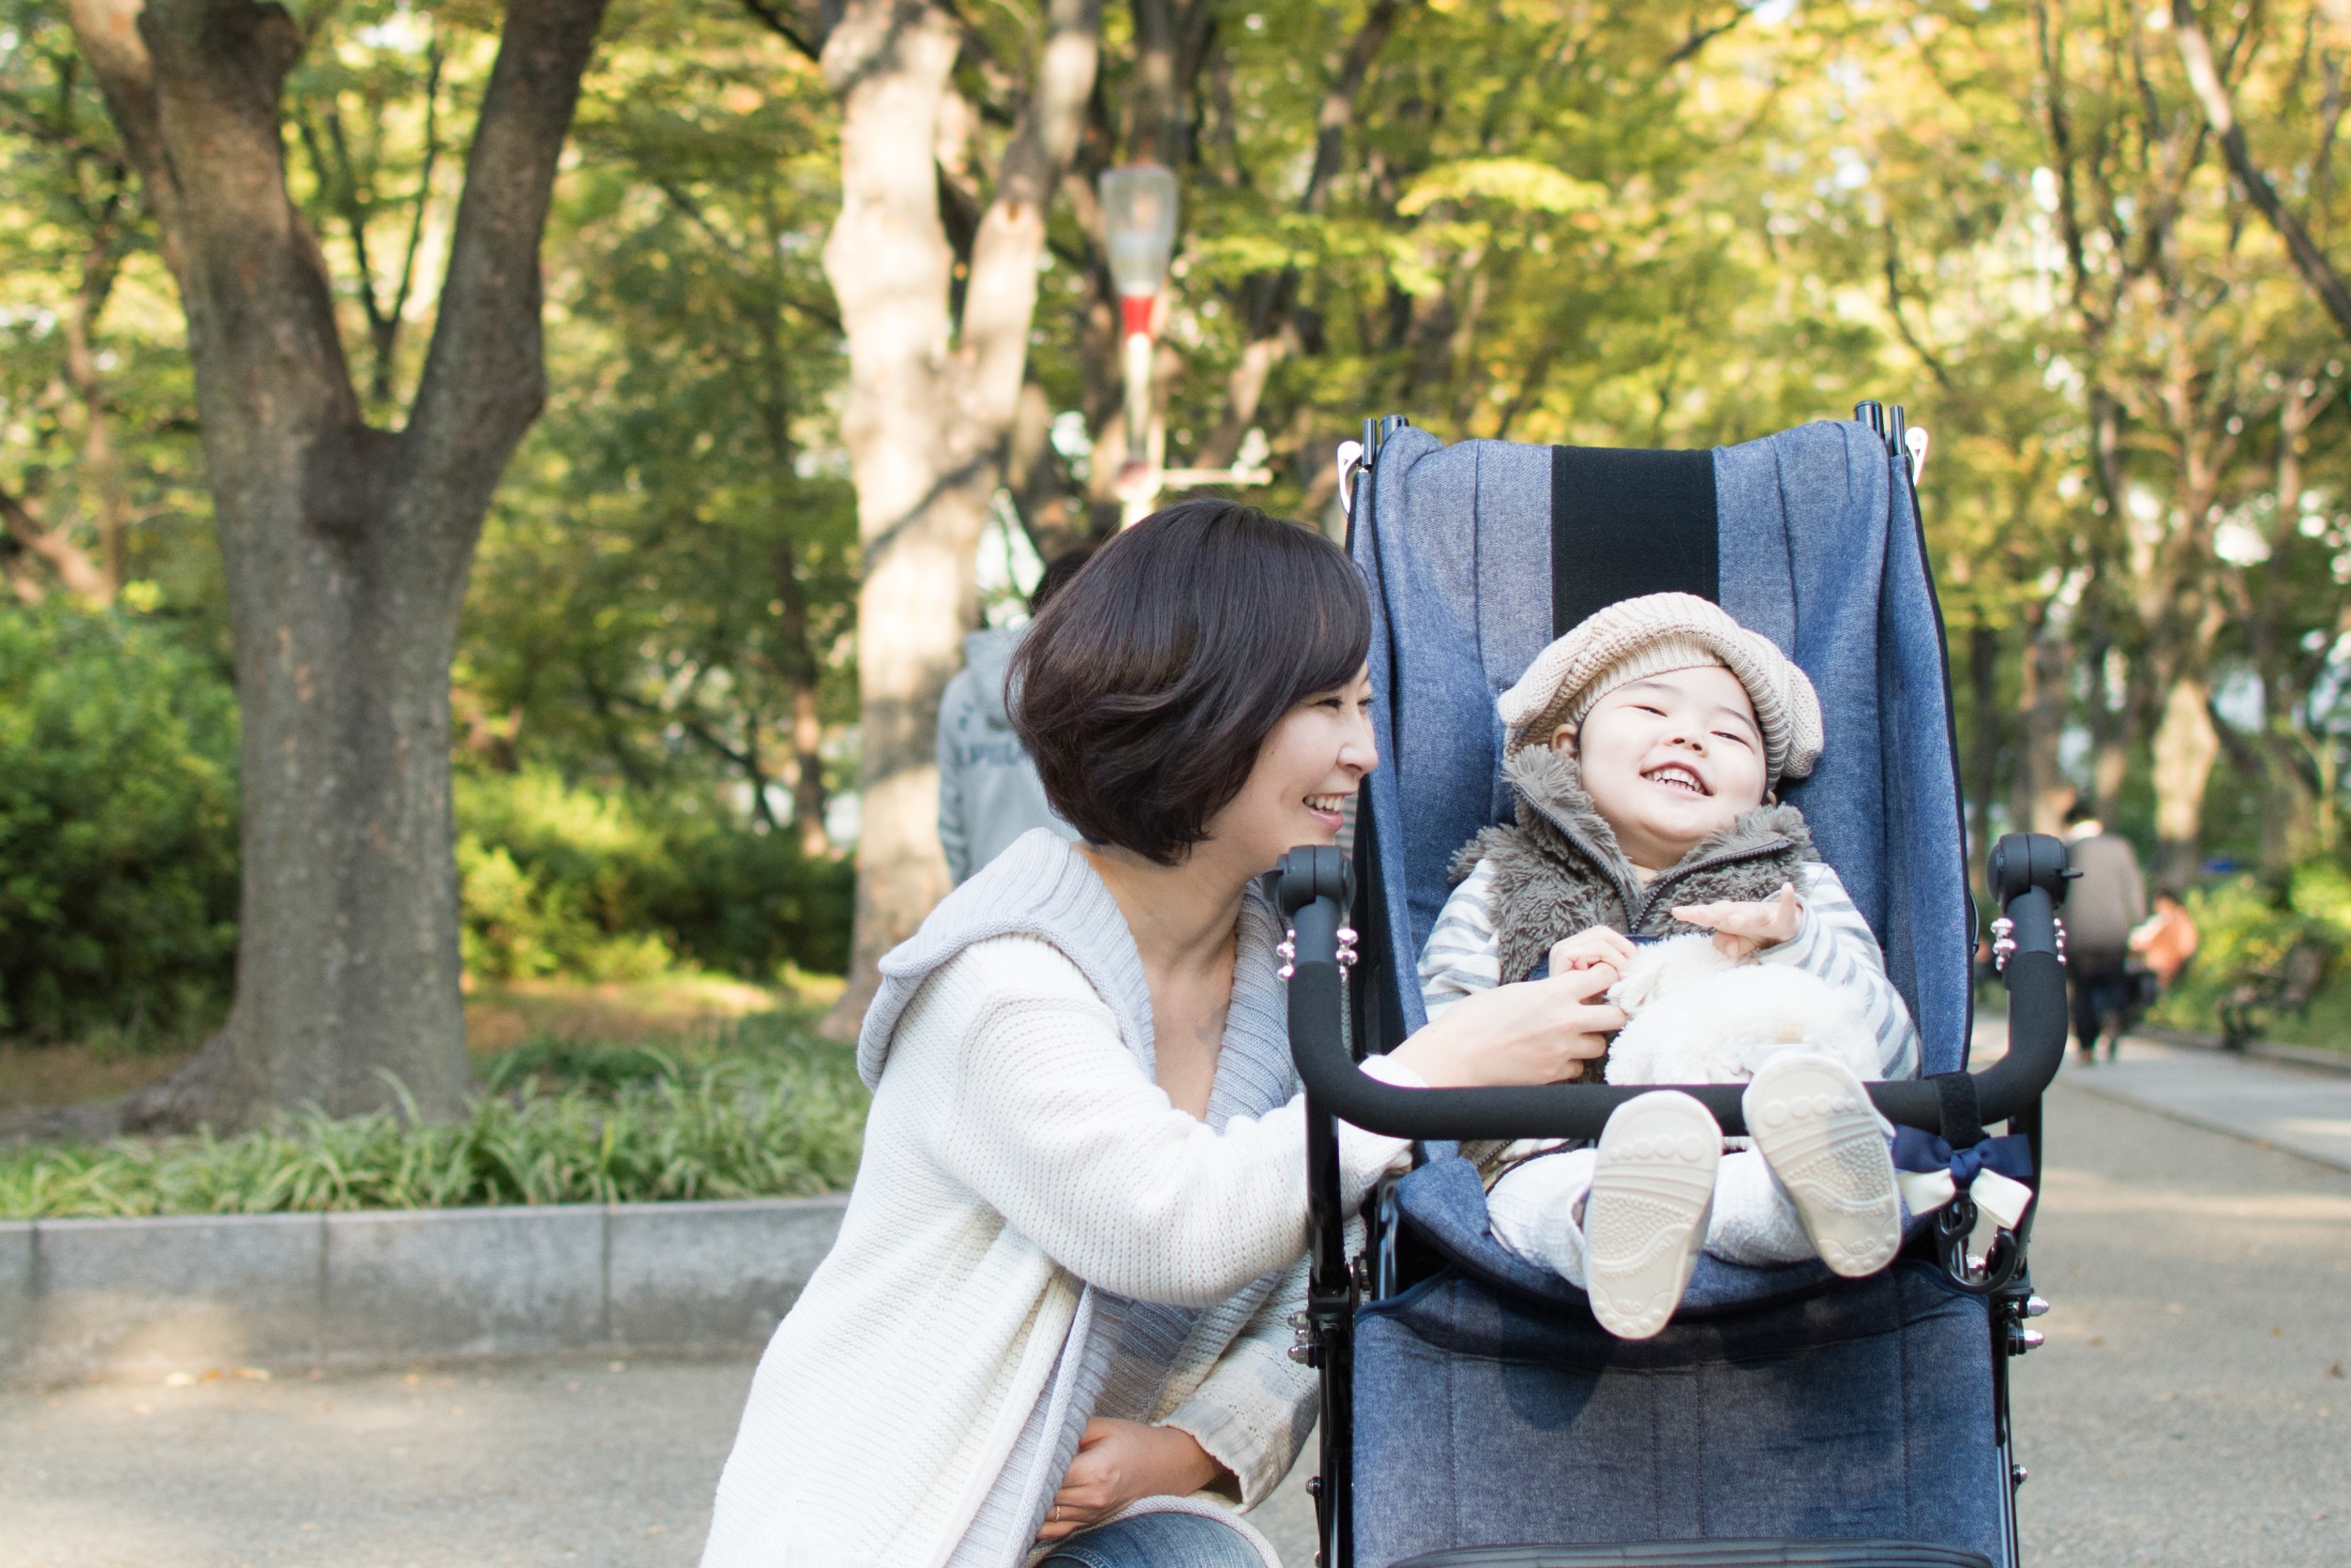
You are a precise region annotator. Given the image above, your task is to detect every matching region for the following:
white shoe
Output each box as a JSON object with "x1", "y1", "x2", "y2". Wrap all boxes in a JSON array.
[
  {"x1": 1582, "y1": 1091, "x2": 1720, "y2": 1340},
  {"x1": 1743, "y1": 1052, "x2": 1901, "y2": 1278}
]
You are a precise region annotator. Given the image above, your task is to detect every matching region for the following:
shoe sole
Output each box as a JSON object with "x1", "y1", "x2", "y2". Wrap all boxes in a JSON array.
[
  {"x1": 1745, "y1": 1054, "x2": 1901, "y2": 1278},
  {"x1": 1582, "y1": 1092, "x2": 1720, "y2": 1339}
]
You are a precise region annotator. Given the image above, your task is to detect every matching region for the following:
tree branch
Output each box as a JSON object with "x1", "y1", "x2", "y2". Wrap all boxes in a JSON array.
[
  {"x1": 400, "y1": 0, "x2": 610, "y2": 550},
  {"x1": 2173, "y1": 0, "x2": 2351, "y2": 339},
  {"x1": 0, "y1": 481, "x2": 114, "y2": 602},
  {"x1": 737, "y1": 0, "x2": 825, "y2": 63},
  {"x1": 954, "y1": 0, "x2": 1100, "y2": 436}
]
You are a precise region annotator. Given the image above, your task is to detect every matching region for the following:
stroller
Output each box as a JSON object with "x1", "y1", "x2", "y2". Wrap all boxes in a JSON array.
[{"x1": 1269, "y1": 406, "x2": 2070, "y2": 1568}]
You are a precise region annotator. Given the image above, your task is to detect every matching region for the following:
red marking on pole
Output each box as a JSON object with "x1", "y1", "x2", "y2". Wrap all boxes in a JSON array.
[{"x1": 1120, "y1": 294, "x2": 1155, "y2": 338}]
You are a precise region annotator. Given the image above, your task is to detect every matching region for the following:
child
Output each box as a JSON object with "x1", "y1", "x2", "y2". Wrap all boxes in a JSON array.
[{"x1": 1419, "y1": 593, "x2": 1920, "y2": 1339}]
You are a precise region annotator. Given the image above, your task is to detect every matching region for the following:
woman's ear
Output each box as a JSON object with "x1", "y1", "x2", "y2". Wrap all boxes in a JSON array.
[{"x1": 1551, "y1": 722, "x2": 1577, "y2": 753}]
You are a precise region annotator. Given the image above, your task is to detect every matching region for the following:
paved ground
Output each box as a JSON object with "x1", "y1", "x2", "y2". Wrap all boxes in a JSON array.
[
  {"x1": 2059, "y1": 1036, "x2": 2351, "y2": 1171},
  {"x1": 7, "y1": 1048, "x2": 2348, "y2": 1568}
]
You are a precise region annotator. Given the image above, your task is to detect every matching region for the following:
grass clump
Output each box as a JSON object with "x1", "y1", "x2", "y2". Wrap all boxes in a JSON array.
[{"x1": 0, "y1": 1012, "x2": 867, "y2": 1219}]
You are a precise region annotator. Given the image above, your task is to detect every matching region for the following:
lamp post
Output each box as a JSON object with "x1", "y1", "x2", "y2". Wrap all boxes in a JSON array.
[
  {"x1": 1099, "y1": 164, "x2": 1179, "y2": 488},
  {"x1": 1097, "y1": 165, "x2": 1270, "y2": 525}
]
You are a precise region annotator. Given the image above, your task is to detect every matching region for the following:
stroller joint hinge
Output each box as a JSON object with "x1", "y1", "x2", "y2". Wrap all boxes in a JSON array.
[{"x1": 1997, "y1": 1289, "x2": 2049, "y2": 1355}]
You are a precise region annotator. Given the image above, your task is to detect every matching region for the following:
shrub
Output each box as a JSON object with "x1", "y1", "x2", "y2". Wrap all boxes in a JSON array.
[
  {"x1": 456, "y1": 769, "x2": 851, "y2": 981},
  {"x1": 2148, "y1": 867, "x2": 2351, "y2": 1048},
  {"x1": 0, "y1": 605, "x2": 239, "y2": 1044},
  {"x1": 0, "y1": 1012, "x2": 867, "y2": 1216}
]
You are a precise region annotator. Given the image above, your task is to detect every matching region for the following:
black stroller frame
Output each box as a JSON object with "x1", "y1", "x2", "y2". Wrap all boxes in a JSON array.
[{"x1": 1273, "y1": 406, "x2": 2071, "y2": 1568}]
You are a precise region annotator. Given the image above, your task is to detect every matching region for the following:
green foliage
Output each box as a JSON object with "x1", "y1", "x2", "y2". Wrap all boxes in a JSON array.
[
  {"x1": 0, "y1": 604, "x2": 238, "y2": 1043},
  {"x1": 457, "y1": 9, "x2": 857, "y2": 820},
  {"x1": 2149, "y1": 867, "x2": 2351, "y2": 1048},
  {"x1": 0, "y1": 1012, "x2": 867, "y2": 1217},
  {"x1": 457, "y1": 768, "x2": 851, "y2": 982}
]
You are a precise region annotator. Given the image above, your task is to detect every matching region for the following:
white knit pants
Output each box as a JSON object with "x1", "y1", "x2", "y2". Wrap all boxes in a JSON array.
[{"x1": 1484, "y1": 1146, "x2": 1815, "y2": 1287}]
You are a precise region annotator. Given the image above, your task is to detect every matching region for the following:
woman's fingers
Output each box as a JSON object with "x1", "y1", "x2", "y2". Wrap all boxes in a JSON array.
[{"x1": 1541, "y1": 963, "x2": 1620, "y2": 1003}]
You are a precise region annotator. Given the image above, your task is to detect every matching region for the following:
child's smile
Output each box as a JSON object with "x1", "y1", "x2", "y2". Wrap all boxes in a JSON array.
[
  {"x1": 1559, "y1": 665, "x2": 1769, "y2": 871},
  {"x1": 1643, "y1": 761, "x2": 1709, "y2": 797}
]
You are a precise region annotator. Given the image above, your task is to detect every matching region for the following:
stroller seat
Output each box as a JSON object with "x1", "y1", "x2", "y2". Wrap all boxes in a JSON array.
[{"x1": 1273, "y1": 409, "x2": 2067, "y2": 1568}]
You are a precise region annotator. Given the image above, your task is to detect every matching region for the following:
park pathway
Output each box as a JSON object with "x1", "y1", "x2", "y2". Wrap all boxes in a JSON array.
[{"x1": 4, "y1": 1040, "x2": 2346, "y2": 1567}]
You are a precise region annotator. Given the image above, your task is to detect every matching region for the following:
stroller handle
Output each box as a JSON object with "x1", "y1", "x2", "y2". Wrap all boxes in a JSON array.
[{"x1": 1276, "y1": 833, "x2": 2071, "y2": 1142}]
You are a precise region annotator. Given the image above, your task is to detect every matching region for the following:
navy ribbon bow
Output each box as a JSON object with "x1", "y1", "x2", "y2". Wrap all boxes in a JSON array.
[{"x1": 1890, "y1": 1129, "x2": 2035, "y2": 1228}]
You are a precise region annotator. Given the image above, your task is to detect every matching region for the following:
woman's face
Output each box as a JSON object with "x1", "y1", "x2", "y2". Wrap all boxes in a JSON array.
[{"x1": 1201, "y1": 664, "x2": 1378, "y2": 872}]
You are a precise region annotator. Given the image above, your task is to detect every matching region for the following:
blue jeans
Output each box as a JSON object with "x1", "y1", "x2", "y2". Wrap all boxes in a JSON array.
[{"x1": 1037, "y1": 1509, "x2": 1263, "y2": 1568}]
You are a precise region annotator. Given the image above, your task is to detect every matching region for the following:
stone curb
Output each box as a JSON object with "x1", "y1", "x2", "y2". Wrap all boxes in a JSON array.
[
  {"x1": 0, "y1": 1195, "x2": 846, "y2": 1387},
  {"x1": 2130, "y1": 1023, "x2": 2351, "y2": 1078}
]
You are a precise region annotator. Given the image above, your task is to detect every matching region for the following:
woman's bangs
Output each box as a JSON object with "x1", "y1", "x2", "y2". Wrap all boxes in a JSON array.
[{"x1": 1273, "y1": 546, "x2": 1372, "y2": 708}]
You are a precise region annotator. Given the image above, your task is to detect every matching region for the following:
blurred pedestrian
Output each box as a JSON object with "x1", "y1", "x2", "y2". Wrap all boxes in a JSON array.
[
  {"x1": 2130, "y1": 891, "x2": 2200, "y2": 989},
  {"x1": 2061, "y1": 800, "x2": 2147, "y2": 1063},
  {"x1": 936, "y1": 548, "x2": 1093, "y2": 884}
]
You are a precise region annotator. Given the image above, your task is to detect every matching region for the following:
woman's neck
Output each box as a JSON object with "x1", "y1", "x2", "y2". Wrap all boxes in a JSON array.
[{"x1": 1078, "y1": 843, "x2": 1249, "y2": 979}]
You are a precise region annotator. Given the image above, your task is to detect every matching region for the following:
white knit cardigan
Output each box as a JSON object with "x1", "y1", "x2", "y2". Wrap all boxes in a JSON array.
[{"x1": 699, "y1": 832, "x2": 1407, "y2": 1568}]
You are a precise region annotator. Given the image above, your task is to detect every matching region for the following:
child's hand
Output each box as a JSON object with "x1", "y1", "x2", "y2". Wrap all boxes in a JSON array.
[
  {"x1": 1547, "y1": 926, "x2": 1636, "y2": 979},
  {"x1": 1673, "y1": 882, "x2": 1802, "y2": 960}
]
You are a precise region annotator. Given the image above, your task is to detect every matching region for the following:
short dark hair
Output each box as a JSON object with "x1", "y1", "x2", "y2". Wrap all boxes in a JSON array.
[
  {"x1": 1011, "y1": 499, "x2": 1371, "y2": 866},
  {"x1": 1029, "y1": 546, "x2": 1095, "y2": 614},
  {"x1": 2065, "y1": 796, "x2": 2099, "y2": 826}
]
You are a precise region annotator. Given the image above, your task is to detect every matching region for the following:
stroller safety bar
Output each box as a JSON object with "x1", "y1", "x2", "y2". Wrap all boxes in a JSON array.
[{"x1": 1274, "y1": 833, "x2": 2071, "y2": 1144}]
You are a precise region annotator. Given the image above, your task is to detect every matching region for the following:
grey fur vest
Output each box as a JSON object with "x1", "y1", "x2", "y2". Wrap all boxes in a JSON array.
[{"x1": 1452, "y1": 745, "x2": 1817, "y2": 989}]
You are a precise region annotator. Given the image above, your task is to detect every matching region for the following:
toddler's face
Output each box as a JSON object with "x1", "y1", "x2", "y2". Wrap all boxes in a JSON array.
[{"x1": 1553, "y1": 665, "x2": 1768, "y2": 872}]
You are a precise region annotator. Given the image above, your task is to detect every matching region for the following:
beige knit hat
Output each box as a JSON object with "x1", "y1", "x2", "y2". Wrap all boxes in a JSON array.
[{"x1": 1497, "y1": 592, "x2": 1824, "y2": 786}]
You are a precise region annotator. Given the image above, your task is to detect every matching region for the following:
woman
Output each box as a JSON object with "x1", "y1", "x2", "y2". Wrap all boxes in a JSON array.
[{"x1": 700, "y1": 502, "x2": 1622, "y2": 1568}]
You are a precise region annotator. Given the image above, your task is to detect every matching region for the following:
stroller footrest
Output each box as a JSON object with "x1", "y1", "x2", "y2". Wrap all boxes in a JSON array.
[{"x1": 1394, "y1": 1542, "x2": 1992, "y2": 1568}]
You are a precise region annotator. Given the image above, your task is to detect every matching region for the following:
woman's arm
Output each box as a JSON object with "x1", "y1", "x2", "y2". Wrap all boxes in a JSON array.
[
  {"x1": 926, "y1": 943, "x2": 1621, "y2": 1306},
  {"x1": 933, "y1": 983, "x2": 1380, "y2": 1305}
]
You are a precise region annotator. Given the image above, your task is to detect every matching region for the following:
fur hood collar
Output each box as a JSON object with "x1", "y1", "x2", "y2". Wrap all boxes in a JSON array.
[{"x1": 1456, "y1": 744, "x2": 1816, "y2": 987}]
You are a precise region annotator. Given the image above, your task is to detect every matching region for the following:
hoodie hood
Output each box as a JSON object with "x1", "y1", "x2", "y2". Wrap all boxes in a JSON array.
[
  {"x1": 855, "y1": 830, "x2": 1296, "y2": 1126},
  {"x1": 961, "y1": 626, "x2": 1025, "y2": 729}
]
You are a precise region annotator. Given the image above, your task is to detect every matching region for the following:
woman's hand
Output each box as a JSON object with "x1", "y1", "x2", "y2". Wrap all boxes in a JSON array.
[
  {"x1": 1389, "y1": 963, "x2": 1626, "y2": 1088},
  {"x1": 1038, "y1": 1418, "x2": 1232, "y2": 1542},
  {"x1": 1673, "y1": 882, "x2": 1802, "y2": 960}
]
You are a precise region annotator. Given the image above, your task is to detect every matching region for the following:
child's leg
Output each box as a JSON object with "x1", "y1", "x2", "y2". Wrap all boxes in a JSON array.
[
  {"x1": 1496, "y1": 1146, "x2": 1843, "y2": 1275},
  {"x1": 1484, "y1": 1147, "x2": 1603, "y2": 1285},
  {"x1": 1487, "y1": 1096, "x2": 1722, "y2": 1336},
  {"x1": 1701, "y1": 1149, "x2": 1823, "y2": 1267}
]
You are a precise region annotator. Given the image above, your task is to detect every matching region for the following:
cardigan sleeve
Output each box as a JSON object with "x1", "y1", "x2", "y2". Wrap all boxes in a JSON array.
[
  {"x1": 1155, "y1": 1254, "x2": 1318, "y2": 1509},
  {"x1": 928, "y1": 949, "x2": 1412, "y2": 1308}
]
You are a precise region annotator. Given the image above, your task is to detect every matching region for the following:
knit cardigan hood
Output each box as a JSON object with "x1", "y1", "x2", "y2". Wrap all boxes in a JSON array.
[
  {"x1": 1456, "y1": 743, "x2": 1816, "y2": 989},
  {"x1": 857, "y1": 829, "x2": 1291, "y2": 1103}
]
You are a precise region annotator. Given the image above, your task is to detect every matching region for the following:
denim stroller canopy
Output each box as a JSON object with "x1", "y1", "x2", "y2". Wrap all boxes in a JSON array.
[{"x1": 1351, "y1": 417, "x2": 1973, "y2": 1077}]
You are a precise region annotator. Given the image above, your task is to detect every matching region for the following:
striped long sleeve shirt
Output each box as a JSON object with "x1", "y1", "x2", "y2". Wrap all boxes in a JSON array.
[{"x1": 1418, "y1": 856, "x2": 1921, "y2": 1081}]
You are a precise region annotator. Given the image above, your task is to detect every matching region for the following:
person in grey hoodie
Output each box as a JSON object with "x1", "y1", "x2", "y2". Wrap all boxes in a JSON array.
[{"x1": 939, "y1": 550, "x2": 1093, "y2": 883}]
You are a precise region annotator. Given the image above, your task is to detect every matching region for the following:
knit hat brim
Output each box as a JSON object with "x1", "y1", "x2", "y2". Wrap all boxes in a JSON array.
[{"x1": 1497, "y1": 592, "x2": 1824, "y2": 786}]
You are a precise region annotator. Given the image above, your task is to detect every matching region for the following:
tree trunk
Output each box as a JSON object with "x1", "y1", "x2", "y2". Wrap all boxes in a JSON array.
[
  {"x1": 2149, "y1": 671, "x2": 2220, "y2": 888},
  {"x1": 69, "y1": 0, "x2": 610, "y2": 1129},
  {"x1": 2010, "y1": 604, "x2": 2073, "y2": 837},
  {"x1": 820, "y1": 0, "x2": 1100, "y2": 1037}
]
